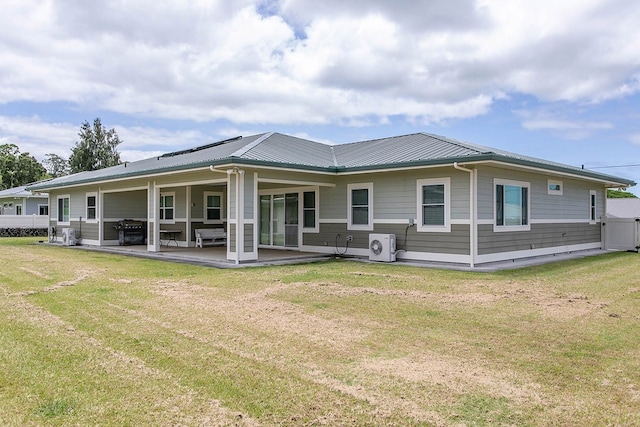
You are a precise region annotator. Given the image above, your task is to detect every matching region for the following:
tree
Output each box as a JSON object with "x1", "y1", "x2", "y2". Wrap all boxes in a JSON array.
[
  {"x1": 0, "y1": 143, "x2": 47, "y2": 190},
  {"x1": 68, "y1": 118, "x2": 122, "y2": 173},
  {"x1": 607, "y1": 189, "x2": 638, "y2": 198},
  {"x1": 43, "y1": 153, "x2": 70, "y2": 178}
]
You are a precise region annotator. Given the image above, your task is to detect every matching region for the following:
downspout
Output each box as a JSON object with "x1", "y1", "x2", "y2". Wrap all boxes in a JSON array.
[{"x1": 453, "y1": 162, "x2": 476, "y2": 268}]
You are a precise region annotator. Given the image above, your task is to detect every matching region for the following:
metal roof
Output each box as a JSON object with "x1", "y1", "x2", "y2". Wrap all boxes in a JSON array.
[
  {"x1": 28, "y1": 131, "x2": 636, "y2": 190},
  {"x1": 0, "y1": 185, "x2": 47, "y2": 198}
]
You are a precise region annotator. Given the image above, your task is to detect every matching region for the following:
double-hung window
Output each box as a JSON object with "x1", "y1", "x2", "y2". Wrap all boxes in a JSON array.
[
  {"x1": 417, "y1": 178, "x2": 450, "y2": 232},
  {"x1": 302, "y1": 190, "x2": 318, "y2": 231},
  {"x1": 347, "y1": 183, "x2": 373, "y2": 230},
  {"x1": 159, "y1": 192, "x2": 175, "y2": 222},
  {"x1": 86, "y1": 192, "x2": 97, "y2": 221},
  {"x1": 495, "y1": 179, "x2": 530, "y2": 231},
  {"x1": 589, "y1": 190, "x2": 597, "y2": 223},
  {"x1": 204, "y1": 192, "x2": 223, "y2": 223},
  {"x1": 57, "y1": 195, "x2": 70, "y2": 225}
]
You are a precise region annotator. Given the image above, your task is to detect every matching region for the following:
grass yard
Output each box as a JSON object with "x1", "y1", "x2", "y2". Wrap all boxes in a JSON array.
[{"x1": 1, "y1": 237, "x2": 639, "y2": 426}]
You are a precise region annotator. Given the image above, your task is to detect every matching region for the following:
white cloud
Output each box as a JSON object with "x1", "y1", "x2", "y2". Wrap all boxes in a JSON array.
[
  {"x1": 0, "y1": 0, "x2": 639, "y2": 128},
  {"x1": 517, "y1": 108, "x2": 614, "y2": 140}
]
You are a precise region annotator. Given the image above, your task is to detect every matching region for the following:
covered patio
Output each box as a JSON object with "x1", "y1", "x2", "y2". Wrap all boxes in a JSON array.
[{"x1": 70, "y1": 244, "x2": 332, "y2": 268}]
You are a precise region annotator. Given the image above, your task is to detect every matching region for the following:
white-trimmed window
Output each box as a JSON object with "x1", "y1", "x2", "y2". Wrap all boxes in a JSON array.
[
  {"x1": 347, "y1": 183, "x2": 373, "y2": 230},
  {"x1": 159, "y1": 192, "x2": 175, "y2": 223},
  {"x1": 302, "y1": 190, "x2": 318, "y2": 232},
  {"x1": 589, "y1": 190, "x2": 597, "y2": 223},
  {"x1": 86, "y1": 192, "x2": 98, "y2": 221},
  {"x1": 548, "y1": 179, "x2": 563, "y2": 195},
  {"x1": 204, "y1": 192, "x2": 223, "y2": 224},
  {"x1": 57, "y1": 195, "x2": 70, "y2": 225},
  {"x1": 494, "y1": 179, "x2": 530, "y2": 231},
  {"x1": 38, "y1": 204, "x2": 48, "y2": 215},
  {"x1": 417, "y1": 178, "x2": 450, "y2": 232}
]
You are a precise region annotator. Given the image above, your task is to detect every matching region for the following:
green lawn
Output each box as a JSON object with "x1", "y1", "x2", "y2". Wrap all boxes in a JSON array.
[{"x1": 1, "y1": 237, "x2": 639, "y2": 426}]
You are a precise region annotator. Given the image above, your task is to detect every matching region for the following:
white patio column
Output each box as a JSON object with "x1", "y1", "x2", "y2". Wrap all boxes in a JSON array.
[{"x1": 147, "y1": 181, "x2": 160, "y2": 252}]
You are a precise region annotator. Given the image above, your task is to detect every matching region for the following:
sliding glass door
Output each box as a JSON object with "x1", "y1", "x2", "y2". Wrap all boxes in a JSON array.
[{"x1": 259, "y1": 193, "x2": 298, "y2": 247}]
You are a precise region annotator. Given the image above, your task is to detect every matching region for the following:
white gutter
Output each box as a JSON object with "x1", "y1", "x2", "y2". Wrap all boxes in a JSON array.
[{"x1": 453, "y1": 162, "x2": 476, "y2": 268}]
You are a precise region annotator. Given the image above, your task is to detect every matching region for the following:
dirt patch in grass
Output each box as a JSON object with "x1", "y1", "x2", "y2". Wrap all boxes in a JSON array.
[
  {"x1": 151, "y1": 280, "x2": 375, "y2": 352},
  {"x1": 17, "y1": 266, "x2": 51, "y2": 280},
  {"x1": 360, "y1": 353, "x2": 545, "y2": 406}
]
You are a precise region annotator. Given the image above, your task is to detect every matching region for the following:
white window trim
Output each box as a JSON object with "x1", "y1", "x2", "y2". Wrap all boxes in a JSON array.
[
  {"x1": 159, "y1": 192, "x2": 176, "y2": 224},
  {"x1": 493, "y1": 178, "x2": 530, "y2": 232},
  {"x1": 38, "y1": 204, "x2": 48, "y2": 216},
  {"x1": 86, "y1": 192, "x2": 98, "y2": 223},
  {"x1": 589, "y1": 190, "x2": 597, "y2": 224},
  {"x1": 15, "y1": 204, "x2": 22, "y2": 215},
  {"x1": 57, "y1": 194, "x2": 71, "y2": 226},
  {"x1": 301, "y1": 189, "x2": 319, "y2": 233},
  {"x1": 547, "y1": 179, "x2": 563, "y2": 195},
  {"x1": 347, "y1": 183, "x2": 373, "y2": 231},
  {"x1": 203, "y1": 191, "x2": 224, "y2": 224},
  {"x1": 416, "y1": 177, "x2": 451, "y2": 233}
]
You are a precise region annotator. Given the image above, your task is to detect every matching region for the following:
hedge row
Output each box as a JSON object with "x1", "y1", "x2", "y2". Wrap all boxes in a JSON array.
[{"x1": 0, "y1": 228, "x2": 48, "y2": 237}]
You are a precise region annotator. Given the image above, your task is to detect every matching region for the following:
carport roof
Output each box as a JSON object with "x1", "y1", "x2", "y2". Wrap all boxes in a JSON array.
[{"x1": 28, "y1": 131, "x2": 636, "y2": 190}]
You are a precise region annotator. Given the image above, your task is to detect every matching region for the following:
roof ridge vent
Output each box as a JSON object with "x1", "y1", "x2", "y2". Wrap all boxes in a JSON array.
[{"x1": 159, "y1": 136, "x2": 242, "y2": 158}]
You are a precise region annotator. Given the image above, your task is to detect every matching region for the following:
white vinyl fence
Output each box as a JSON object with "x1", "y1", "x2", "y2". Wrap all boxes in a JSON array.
[
  {"x1": 602, "y1": 216, "x2": 640, "y2": 252},
  {"x1": 0, "y1": 215, "x2": 49, "y2": 228}
]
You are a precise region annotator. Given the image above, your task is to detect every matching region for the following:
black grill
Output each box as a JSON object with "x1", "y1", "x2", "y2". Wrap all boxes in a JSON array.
[{"x1": 114, "y1": 220, "x2": 146, "y2": 245}]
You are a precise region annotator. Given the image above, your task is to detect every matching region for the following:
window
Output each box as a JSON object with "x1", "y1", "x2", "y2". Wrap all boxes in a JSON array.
[
  {"x1": 348, "y1": 183, "x2": 373, "y2": 230},
  {"x1": 548, "y1": 179, "x2": 563, "y2": 195},
  {"x1": 86, "y1": 193, "x2": 97, "y2": 221},
  {"x1": 16, "y1": 205, "x2": 22, "y2": 215},
  {"x1": 589, "y1": 190, "x2": 597, "y2": 223},
  {"x1": 159, "y1": 193, "x2": 174, "y2": 222},
  {"x1": 495, "y1": 179, "x2": 529, "y2": 231},
  {"x1": 39, "y1": 204, "x2": 48, "y2": 215},
  {"x1": 302, "y1": 190, "x2": 317, "y2": 230},
  {"x1": 57, "y1": 195, "x2": 70, "y2": 224},
  {"x1": 204, "y1": 192, "x2": 223, "y2": 223},
  {"x1": 417, "y1": 178, "x2": 450, "y2": 232}
]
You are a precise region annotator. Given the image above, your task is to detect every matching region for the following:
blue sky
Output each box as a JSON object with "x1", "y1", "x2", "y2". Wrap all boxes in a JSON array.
[{"x1": 1, "y1": 0, "x2": 639, "y2": 194}]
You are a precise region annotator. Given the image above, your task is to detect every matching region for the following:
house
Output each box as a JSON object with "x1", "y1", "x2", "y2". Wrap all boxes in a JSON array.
[
  {"x1": 28, "y1": 132, "x2": 635, "y2": 267},
  {"x1": 0, "y1": 185, "x2": 49, "y2": 216}
]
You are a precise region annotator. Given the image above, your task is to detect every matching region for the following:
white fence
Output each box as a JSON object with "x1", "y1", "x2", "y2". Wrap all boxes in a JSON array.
[
  {"x1": 602, "y1": 216, "x2": 640, "y2": 252},
  {"x1": 0, "y1": 215, "x2": 49, "y2": 228}
]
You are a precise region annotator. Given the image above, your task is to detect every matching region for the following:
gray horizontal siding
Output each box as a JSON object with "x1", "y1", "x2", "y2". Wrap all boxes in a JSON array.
[
  {"x1": 104, "y1": 190, "x2": 147, "y2": 219},
  {"x1": 305, "y1": 223, "x2": 470, "y2": 255},
  {"x1": 477, "y1": 166, "x2": 605, "y2": 221},
  {"x1": 79, "y1": 223, "x2": 99, "y2": 241},
  {"x1": 320, "y1": 168, "x2": 470, "y2": 222},
  {"x1": 478, "y1": 223, "x2": 601, "y2": 255}
]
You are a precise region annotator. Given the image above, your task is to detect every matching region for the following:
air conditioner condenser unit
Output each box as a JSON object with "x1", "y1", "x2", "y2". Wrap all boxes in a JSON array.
[
  {"x1": 62, "y1": 228, "x2": 76, "y2": 246},
  {"x1": 369, "y1": 233, "x2": 396, "y2": 262}
]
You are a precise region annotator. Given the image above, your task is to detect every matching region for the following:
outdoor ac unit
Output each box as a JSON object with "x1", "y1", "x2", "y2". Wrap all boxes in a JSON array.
[
  {"x1": 369, "y1": 233, "x2": 396, "y2": 262},
  {"x1": 62, "y1": 228, "x2": 76, "y2": 246}
]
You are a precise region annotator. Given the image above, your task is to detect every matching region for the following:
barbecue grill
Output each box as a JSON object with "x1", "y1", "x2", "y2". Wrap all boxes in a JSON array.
[{"x1": 114, "y1": 219, "x2": 146, "y2": 245}]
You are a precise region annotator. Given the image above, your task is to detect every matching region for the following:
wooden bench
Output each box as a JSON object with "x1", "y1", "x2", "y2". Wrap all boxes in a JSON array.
[{"x1": 195, "y1": 228, "x2": 226, "y2": 248}]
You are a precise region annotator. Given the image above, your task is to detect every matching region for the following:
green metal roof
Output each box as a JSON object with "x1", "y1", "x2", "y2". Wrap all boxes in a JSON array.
[{"x1": 28, "y1": 131, "x2": 636, "y2": 190}]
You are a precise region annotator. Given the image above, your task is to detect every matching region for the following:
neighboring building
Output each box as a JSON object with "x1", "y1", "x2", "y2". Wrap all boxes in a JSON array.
[
  {"x1": 28, "y1": 132, "x2": 635, "y2": 267},
  {"x1": 0, "y1": 185, "x2": 49, "y2": 216}
]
